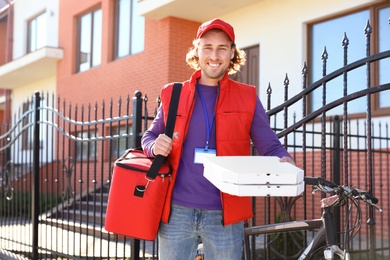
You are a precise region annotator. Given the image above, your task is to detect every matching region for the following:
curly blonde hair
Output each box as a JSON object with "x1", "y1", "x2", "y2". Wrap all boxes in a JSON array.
[{"x1": 185, "y1": 38, "x2": 246, "y2": 75}]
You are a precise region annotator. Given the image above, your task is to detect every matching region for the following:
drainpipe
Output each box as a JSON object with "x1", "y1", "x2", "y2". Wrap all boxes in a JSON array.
[{"x1": 5, "y1": 1, "x2": 14, "y2": 63}]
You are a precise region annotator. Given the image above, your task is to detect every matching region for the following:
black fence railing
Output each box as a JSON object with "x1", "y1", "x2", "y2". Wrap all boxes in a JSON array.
[
  {"x1": 246, "y1": 19, "x2": 390, "y2": 260},
  {"x1": 0, "y1": 91, "x2": 160, "y2": 260},
  {"x1": 0, "y1": 89, "x2": 389, "y2": 260}
]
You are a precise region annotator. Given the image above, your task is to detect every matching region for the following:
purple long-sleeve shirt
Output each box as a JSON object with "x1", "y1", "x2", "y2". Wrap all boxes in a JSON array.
[{"x1": 141, "y1": 84, "x2": 291, "y2": 210}]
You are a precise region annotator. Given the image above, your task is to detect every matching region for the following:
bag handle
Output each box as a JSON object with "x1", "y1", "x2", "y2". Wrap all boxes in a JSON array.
[{"x1": 146, "y1": 82, "x2": 182, "y2": 180}]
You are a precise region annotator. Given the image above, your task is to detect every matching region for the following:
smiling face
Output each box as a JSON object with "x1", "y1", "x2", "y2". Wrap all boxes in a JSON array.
[{"x1": 196, "y1": 29, "x2": 235, "y2": 86}]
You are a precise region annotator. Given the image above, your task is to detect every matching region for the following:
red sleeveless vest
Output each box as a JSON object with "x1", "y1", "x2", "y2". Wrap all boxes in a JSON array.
[{"x1": 160, "y1": 70, "x2": 256, "y2": 225}]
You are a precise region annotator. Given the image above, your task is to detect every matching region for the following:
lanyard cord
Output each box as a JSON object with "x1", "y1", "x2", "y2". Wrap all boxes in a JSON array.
[{"x1": 196, "y1": 85, "x2": 215, "y2": 151}]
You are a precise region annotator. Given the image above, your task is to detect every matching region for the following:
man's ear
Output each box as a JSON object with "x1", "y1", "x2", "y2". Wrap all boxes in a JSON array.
[{"x1": 230, "y1": 46, "x2": 235, "y2": 60}]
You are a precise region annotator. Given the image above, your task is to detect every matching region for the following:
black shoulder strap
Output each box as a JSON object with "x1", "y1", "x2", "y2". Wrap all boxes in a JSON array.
[{"x1": 146, "y1": 82, "x2": 182, "y2": 180}]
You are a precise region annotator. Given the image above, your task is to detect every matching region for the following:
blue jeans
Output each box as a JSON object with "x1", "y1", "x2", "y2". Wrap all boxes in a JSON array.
[{"x1": 158, "y1": 204, "x2": 244, "y2": 260}]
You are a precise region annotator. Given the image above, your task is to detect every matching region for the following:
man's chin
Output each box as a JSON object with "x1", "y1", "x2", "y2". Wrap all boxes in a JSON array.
[{"x1": 204, "y1": 71, "x2": 225, "y2": 80}]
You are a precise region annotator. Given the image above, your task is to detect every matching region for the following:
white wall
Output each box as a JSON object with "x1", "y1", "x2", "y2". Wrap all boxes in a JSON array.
[
  {"x1": 11, "y1": 75, "x2": 56, "y2": 113},
  {"x1": 13, "y1": 0, "x2": 59, "y2": 59},
  {"x1": 10, "y1": 76, "x2": 56, "y2": 164}
]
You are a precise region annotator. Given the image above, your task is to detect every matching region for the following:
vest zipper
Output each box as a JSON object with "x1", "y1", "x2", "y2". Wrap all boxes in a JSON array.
[{"x1": 216, "y1": 81, "x2": 226, "y2": 226}]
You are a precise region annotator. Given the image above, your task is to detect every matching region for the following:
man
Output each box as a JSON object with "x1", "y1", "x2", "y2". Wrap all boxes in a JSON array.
[{"x1": 142, "y1": 18, "x2": 294, "y2": 260}]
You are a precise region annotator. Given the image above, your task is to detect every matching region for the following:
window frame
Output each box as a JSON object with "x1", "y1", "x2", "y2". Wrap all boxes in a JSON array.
[
  {"x1": 73, "y1": 130, "x2": 98, "y2": 161},
  {"x1": 110, "y1": 125, "x2": 133, "y2": 158},
  {"x1": 27, "y1": 11, "x2": 47, "y2": 53},
  {"x1": 307, "y1": 3, "x2": 390, "y2": 118},
  {"x1": 113, "y1": 0, "x2": 145, "y2": 59},
  {"x1": 76, "y1": 7, "x2": 102, "y2": 73}
]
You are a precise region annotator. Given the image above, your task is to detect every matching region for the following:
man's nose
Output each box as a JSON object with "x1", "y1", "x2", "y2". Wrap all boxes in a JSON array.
[{"x1": 210, "y1": 49, "x2": 219, "y2": 59}]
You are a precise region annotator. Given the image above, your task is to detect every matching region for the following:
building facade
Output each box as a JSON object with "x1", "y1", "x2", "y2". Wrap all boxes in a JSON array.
[
  {"x1": 0, "y1": 0, "x2": 389, "y2": 128},
  {"x1": 0, "y1": 1, "x2": 389, "y2": 258}
]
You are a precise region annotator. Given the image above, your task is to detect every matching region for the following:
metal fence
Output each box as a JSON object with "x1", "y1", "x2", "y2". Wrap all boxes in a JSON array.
[
  {"x1": 0, "y1": 91, "x2": 159, "y2": 259},
  {"x1": 1, "y1": 21, "x2": 390, "y2": 260},
  {"x1": 247, "y1": 20, "x2": 390, "y2": 260}
]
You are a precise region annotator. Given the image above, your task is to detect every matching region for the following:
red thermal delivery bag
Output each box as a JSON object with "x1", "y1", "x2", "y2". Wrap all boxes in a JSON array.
[{"x1": 104, "y1": 148, "x2": 171, "y2": 240}]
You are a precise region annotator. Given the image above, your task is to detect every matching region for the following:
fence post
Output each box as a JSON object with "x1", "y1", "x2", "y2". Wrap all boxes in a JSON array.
[
  {"x1": 32, "y1": 91, "x2": 41, "y2": 260},
  {"x1": 132, "y1": 91, "x2": 143, "y2": 148},
  {"x1": 131, "y1": 91, "x2": 142, "y2": 260},
  {"x1": 332, "y1": 116, "x2": 341, "y2": 243}
]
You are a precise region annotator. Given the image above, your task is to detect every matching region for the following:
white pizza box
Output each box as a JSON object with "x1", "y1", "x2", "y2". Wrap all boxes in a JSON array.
[
  {"x1": 203, "y1": 179, "x2": 305, "y2": 197},
  {"x1": 203, "y1": 156, "x2": 304, "y2": 197},
  {"x1": 203, "y1": 156, "x2": 304, "y2": 184}
]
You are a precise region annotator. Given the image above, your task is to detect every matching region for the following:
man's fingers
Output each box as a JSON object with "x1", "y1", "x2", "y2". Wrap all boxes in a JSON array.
[
  {"x1": 172, "y1": 132, "x2": 179, "y2": 140},
  {"x1": 154, "y1": 134, "x2": 174, "y2": 156},
  {"x1": 279, "y1": 156, "x2": 296, "y2": 165}
]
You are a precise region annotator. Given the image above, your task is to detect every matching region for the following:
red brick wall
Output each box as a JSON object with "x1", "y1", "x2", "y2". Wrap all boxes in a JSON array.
[{"x1": 57, "y1": 0, "x2": 199, "y2": 116}]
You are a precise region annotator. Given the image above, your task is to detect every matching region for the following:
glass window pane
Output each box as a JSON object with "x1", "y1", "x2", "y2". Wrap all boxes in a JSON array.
[
  {"x1": 310, "y1": 10, "x2": 369, "y2": 115},
  {"x1": 28, "y1": 12, "x2": 47, "y2": 52},
  {"x1": 76, "y1": 132, "x2": 97, "y2": 160},
  {"x1": 379, "y1": 7, "x2": 390, "y2": 108},
  {"x1": 131, "y1": 0, "x2": 144, "y2": 54},
  {"x1": 111, "y1": 126, "x2": 133, "y2": 157},
  {"x1": 78, "y1": 9, "x2": 102, "y2": 72},
  {"x1": 36, "y1": 13, "x2": 47, "y2": 49},
  {"x1": 29, "y1": 20, "x2": 37, "y2": 52},
  {"x1": 118, "y1": 0, "x2": 131, "y2": 57},
  {"x1": 79, "y1": 13, "x2": 92, "y2": 72},
  {"x1": 115, "y1": 0, "x2": 144, "y2": 58},
  {"x1": 92, "y1": 9, "x2": 102, "y2": 67}
]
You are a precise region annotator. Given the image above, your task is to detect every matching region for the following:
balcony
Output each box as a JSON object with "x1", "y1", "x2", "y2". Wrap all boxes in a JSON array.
[
  {"x1": 0, "y1": 46, "x2": 63, "y2": 89},
  {"x1": 138, "y1": 0, "x2": 261, "y2": 21}
]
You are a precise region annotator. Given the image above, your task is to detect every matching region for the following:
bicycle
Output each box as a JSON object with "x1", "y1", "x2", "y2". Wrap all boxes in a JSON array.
[{"x1": 243, "y1": 177, "x2": 382, "y2": 260}]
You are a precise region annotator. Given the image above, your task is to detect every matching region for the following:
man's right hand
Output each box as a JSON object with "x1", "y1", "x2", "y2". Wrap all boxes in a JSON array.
[{"x1": 153, "y1": 132, "x2": 179, "y2": 157}]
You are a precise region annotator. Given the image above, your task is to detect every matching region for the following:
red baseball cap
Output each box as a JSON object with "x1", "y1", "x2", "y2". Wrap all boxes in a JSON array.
[{"x1": 196, "y1": 18, "x2": 235, "y2": 42}]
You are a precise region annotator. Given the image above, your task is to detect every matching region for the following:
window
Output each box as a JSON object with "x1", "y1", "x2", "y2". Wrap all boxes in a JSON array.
[
  {"x1": 114, "y1": 0, "x2": 145, "y2": 59},
  {"x1": 111, "y1": 125, "x2": 133, "y2": 157},
  {"x1": 309, "y1": 5, "x2": 390, "y2": 115},
  {"x1": 75, "y1": 131, "x2": 97, "y2": 160},
  {"x1": 28, "y1": 12, "x2": 47, "y2": 53},
  {"x1": 77, "y1": 9, "x2": 102, "y2": 72}
]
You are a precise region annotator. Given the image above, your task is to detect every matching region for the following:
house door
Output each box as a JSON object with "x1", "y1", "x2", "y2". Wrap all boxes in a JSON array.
[{"x1": 230, "y1": 45, "x2": 259, "y2": 94}]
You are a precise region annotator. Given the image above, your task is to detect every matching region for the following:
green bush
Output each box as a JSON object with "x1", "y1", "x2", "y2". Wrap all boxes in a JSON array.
[{"x1": 0, "y1": 190, "x2": 63, "y2": 218}]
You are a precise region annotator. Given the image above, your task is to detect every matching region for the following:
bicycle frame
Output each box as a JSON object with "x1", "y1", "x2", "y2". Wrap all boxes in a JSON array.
[
  {"x1": 243, "y1": 219, "x2": 322, "y2": 260},
  {"x1": 298, "y1": 226, "x2": 326, "y2": 259},
  {"x1": 244, "y1": 195, "x2": 351, "y2": 260},
  {"x1": 244, "y1": 176, "x2": 380, "y2": 260},
  {"x1": 298, "y1": 202, "x2": 351, "y2": 260}
]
